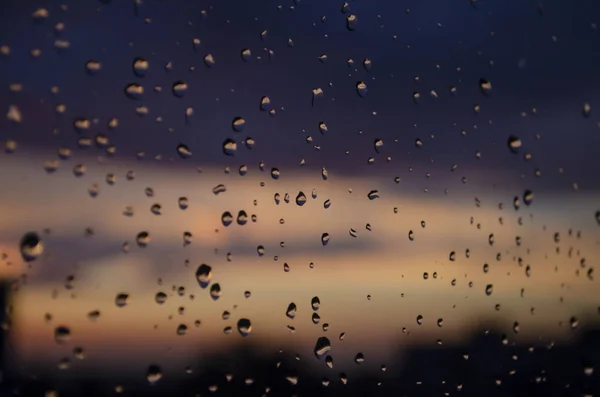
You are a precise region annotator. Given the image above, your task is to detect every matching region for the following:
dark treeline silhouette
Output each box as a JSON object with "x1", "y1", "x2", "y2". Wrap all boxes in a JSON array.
[{"x1": 1, "y1": 318, "x2": 598, "y2": 397}]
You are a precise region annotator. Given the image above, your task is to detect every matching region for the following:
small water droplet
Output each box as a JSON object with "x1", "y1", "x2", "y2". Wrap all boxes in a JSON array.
[
  {"x1": 356, "y1": 81, "x2": 367, "y2": 97},
  {"x1": 485, "y1": 284, "x2": 494, "y2": 296},
  {"x1": 54, "y1": 326, "x2": 71, "y2": 344},
  {"x1": 232, "y1": 116, "x2": 246, "y2": 132},
  {"x1": 210, "y1": 283, "x2": 221, "y2": 300},
  {"x1": 136, "y1": 231, "x2": 150, "y2": 247},
  {"x1": 321, "y1": 233, "x2": 330, "y2": 246},
  {"x1": 223, "y1": 139, "x2": 237, "y2": 156},
  {"x1": 115, "y1": 293, "x2": 130, "y2": 308},
  {"x1": 20, "y1": 232, "x2": 43, "y2": 262},
  {"x1": 367, "y1": 190, "x2": 380, "y2": 200},
  {"x1": 176, "y1": 144, "x2": 192, "y2": 159},
  {"x1": 196, "y1": 264, "x2": 212, "y2": 288},
  {"x1": 172, "y1": 81, "x2": 188, "y2": 98},
  {"x1": 346, "y1": 14, "x2": 358, "y2": 31},
  {"x1": 147, "y1": 365, "x2": 162, "y2": 384},
  {"x1": 314, "y1": 337, "x2": 331, "y2": 359},
  {"x1": 286, "y1": 303, "x2": 297, "y2": 319},
  {"x1": 416, "y1": 314, "x2": 423, "y2": 325},
  {"x1": 155, "y1": 292, "x2": 167, "y2": 304},
  {"x1": 296, "y1": 192, "x2": 307, "y2": 206},
  {"x1": 508, "y1": 135, "x2": 522, "y2": 153},
  {"x1": 237, "y1": 318, "x2": 252, "y2": 336}
]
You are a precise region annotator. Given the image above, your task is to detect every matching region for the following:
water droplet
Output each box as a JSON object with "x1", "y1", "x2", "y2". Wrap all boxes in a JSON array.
[
  {"x1": 286, "y1": 303, "x2": 297, "y2": 319},
  {"x1": 349, "y1": 228, "x2": 358, "y2": 238},
  {"x1": 196, "y1": 264, "x2": 212, "y2": 288},
  {"x1": 115, "y1": 293, "x2": 130, "y2": 307},
  {"x1": 237, "y1": 318, "x2": 252, "y2": 336},
  {"x1": 124, "y1": 83, "x2": 144, "y2": 99},
  {"x1": 150, "y1": 204, "x2": 162, "y2": 215},
  {"x1": 178, "y1": 197, "x2": 188, "y2": 210},
  {"x1": 54, "y1": 326, "x2": 71, "y2": 344},
  {"x1": 314, "y1": 337, "x2": 331, "y2": 359},
  {"x1": 513, "y1": 321, "x2": 520, "y2": 333},
  {"x1": 485, "y1": 284, "x2": 494, "y2": 296},
  {"x1": 570, "y1": 316, "x2": 579, "y2": 329},
  {"x1": 221, "y1": 212, "x2": 233, "y2": 227},
  {"x1": 203, "y1": 53, "x2": 215, "y2": 67},
  {"x1": 222, "y1": 139, "x2": 237, "y2": 156},
  {"x1": 241, "y1": 48, "x2": 251, "y2": 62},
  {"x1": 356, "y1": 81, "x2": 367, "y2": 97},
  {"x1": 87, "y1": 310, "x2": 100, "y2": 322},
  {"x1": 85, "y1": 60, "x2": 102, "y2": 74},
  {"x1": 523, "y1": 190, "x2": 534, "y2": 206},
  {"x1": 136, "y1": 231, "x2": 150, "y2": 247},
  {"x1": 437, "y1": 318, "x2": 444, "y2": 327},
  {"x1": 132, "y1": 57, "x2": 149, "y2": 77},
  {"x1": 20, "y1": 232, "x2": 43, "y2": 262},
  {"x1": 324, "y1": 199, "x2": 331, "y2": 209},
  {"x1": 582, "y1": 102, "x2": 591, "y2": 118},
  {"x1": 155, "y1": 292, "x2": 167, "y2": 304},
  {"x1": 270, "y1": 168, "x2": 280, "y2": 180},
  {"x1": 408, "y1": 230, "x2": 414, "y2": 241},
  {"x1": 508, "y1": 135, "x2": 522, "y2": 153},
  {"x1": 296, "y1": 192, "x2": 307, "y2": 206},
  {"x1": 416, "y1": 315, "x2": 424, "y2": 325},
  {"x1": 232, "y1": 116, "x2": 245, "y2": 132},
  {"x1": 32, "y1": 8, "x2": 49, "y2": 20},
  {"x1": 311, "y1": 297, "x2": 320, "y2": 311},
  {"x1": 449, "y1": 251, "x2": 456, "y2": 261},
  {"x1": 479, "y1": 78, "x2": 492, "y2": 95},
  {"x1": 260, "y1": 96, "x2": 271, "y2": 111},
  {"x1": 367, "y1": 190, "x2": 380, "y2": 200},
  {"x1": 346, "y1": 14, "x2": 358, "y2": 31},
  {"x1": 354, "y1": 353, "x2": 365, "y2": 364},
  {"x1": 176, "y1": 144, "x2": 192, "y2": 159},
  {"x1": 210, "y1": 284, "x2": 221, "y2": 301},
  {"x1": 147, "y1": 365, "x2": 162, "y2": 384},
  {"x1": 172, "y1": 81, "x2": 188, "y2": 98},
  {"x1": 321, "y1": 233, "x2": 330, "y2": 246}
]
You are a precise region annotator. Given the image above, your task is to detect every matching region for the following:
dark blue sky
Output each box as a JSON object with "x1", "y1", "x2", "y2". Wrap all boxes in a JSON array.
[{"x1": 1, "y1": 0, "x2": 599, "y2": 192}]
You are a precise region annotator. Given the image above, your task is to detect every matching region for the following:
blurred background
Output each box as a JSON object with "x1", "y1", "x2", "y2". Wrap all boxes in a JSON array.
[{"x1": 0, "y1": 0, "x2": 599, "y2": 396}]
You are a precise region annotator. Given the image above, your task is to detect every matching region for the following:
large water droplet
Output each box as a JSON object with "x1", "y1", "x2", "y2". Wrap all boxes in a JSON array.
[{"x1": 321, "y1": 233, "x2": 330, "y2": 246}]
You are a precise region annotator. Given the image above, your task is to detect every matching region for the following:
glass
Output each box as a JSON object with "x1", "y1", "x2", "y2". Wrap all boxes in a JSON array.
[{"x1": 0, "y1": 0, "x2": 599, "y2": 396}]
